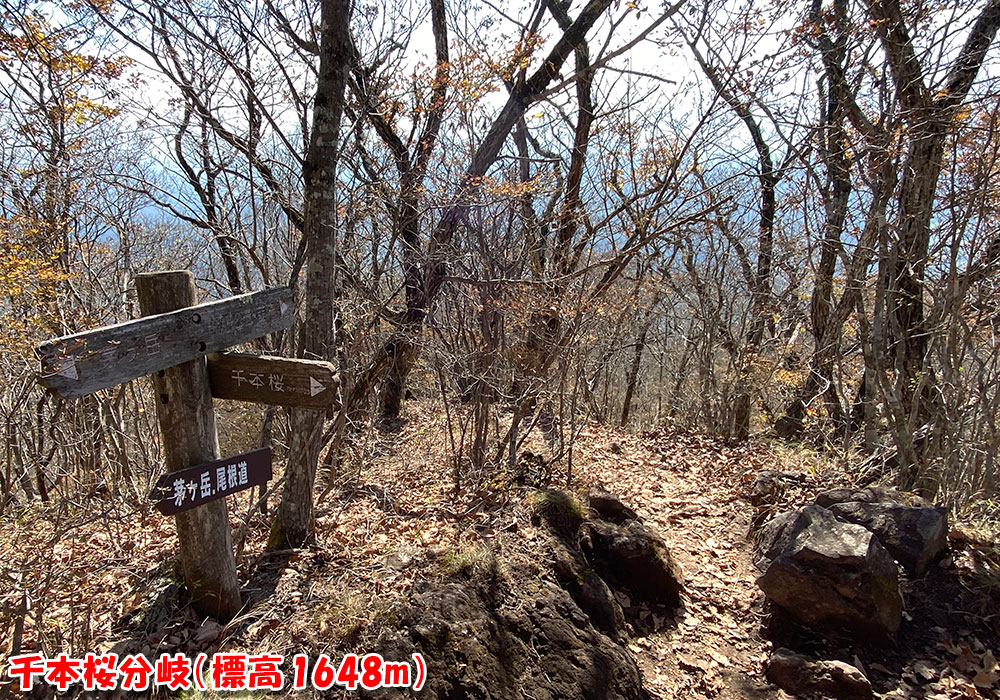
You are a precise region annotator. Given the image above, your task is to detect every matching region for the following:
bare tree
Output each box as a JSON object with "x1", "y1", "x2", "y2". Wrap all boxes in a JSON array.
[{"x1": 268, "y1": 0, "x2": 352, "y2": 549}]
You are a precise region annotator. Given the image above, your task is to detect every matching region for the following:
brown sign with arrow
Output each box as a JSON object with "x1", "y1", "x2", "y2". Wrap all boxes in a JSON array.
[
  {"x1": 35, "y1": 287, "x2": 294, "y2": 399},
  {"x1": 150, "y1": 447, "x2": 272, "y2": 516},
  {"x1": 206, "y1": 352, "x2": 340, "y2": 409}
]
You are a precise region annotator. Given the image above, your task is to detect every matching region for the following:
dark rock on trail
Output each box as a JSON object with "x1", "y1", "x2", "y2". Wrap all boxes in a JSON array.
[
  {"x1": 774, "y1": 415, "x2": 803, "y2": 440},
  {"x1": 531, "y1": 489, "x2": 586, "y2": 543},
  {"x1": 532, "y1": 489, "x2": 683, "y2": 628},
  {"x1": 814, "y1": 486, "x2": 903, "y2": 509},
  {"x1": 533, "y1": 489, "x2": 683, "y2": 632},
  {"x1": 367, "y1": 490, "x2": 682, "y2": 699},
  {"x1": 826, "y1": 501, "x2": 947, "y2": 575},
  {"x1": 578, "y1": 519, "x2": 683, "y2": 614},
  {"x1": 372, "y1": 582, "x2": 647, "y2": 700},
  {"x1": 754, "y1": 508, "x2": 812, "y2": 572},
  {"x1": 747, "y1": 469, "x2": 806, "y2": 507},
  {"x1": 589, "y1": 489, "x2": 639, "y2": 524},
  {"x1": 767, "y1": 648, "x2": 874, "y2": 699},
  {"x1": 755, "y1": 505, "x2": 902, "y2": 641},
  {"x1": 552, "y1": 545, "x2": 627, "y2": 640}
]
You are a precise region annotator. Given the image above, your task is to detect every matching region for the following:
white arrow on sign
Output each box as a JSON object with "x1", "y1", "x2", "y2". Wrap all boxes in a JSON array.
[
  {"x1": 310, "y1": 376, "x2": 326, "y2": 397},
  {"x1": 55, "y1": 357, "x2": 78, "y2": 380}
]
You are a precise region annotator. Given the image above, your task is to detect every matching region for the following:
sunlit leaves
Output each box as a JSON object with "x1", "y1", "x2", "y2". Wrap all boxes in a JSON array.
[
  {"x1": 0, "y1": 2, "x2": 129, "y2": 349},
  {"x1": 0, "y1": 216, "x2": 68, "y2": 351}
]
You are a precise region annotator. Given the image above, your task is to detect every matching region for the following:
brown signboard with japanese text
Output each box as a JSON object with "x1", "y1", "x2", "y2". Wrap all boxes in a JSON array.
[
  {"x1": 36, "y1": 287, "x2": 293, "y2": 399},
  {"x1": 150, "y1": 447, "x2": 272, "y2": 516},
  {"x1": 206, "y1": 352, "x2": 339, "y2": 409}
]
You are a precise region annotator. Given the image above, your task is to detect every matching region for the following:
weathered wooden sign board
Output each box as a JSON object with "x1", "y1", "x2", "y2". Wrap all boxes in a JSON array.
[
  {"x1": 35, "y1": 287, "x2": 293, "y2": 399},
  {"x1": 150, "y1": 447, "x2": 272, "y2": 515},
  {"x1": 207, "y1": 352, "x2": 339, "y2": 409}
]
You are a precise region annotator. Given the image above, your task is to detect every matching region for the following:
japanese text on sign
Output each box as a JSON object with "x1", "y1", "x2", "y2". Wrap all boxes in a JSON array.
[
  {"x1": 149, "y1": 448, "x2": 271, "y2": 516},
  {"x1": 170, "y1": 459, "x2": 249, "y2": 508},
  {"x1": 230, "y1": 369, "x2": 287, "y2": 392}
]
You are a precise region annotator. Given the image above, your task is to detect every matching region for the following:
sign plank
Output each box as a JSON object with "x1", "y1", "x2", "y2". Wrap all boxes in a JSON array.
[
  {"x1": 207, "y1": 352, "x2": 340, "y2": 409},
  {"x1": 36, "y1": 287, "x2": 294, "y2": 399},
  {"x1": 150, "y1": 447, "x2": 272, "y2": 515}
]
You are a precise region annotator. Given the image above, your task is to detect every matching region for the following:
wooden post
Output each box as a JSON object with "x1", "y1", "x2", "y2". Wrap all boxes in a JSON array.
[{"x1": 135, "y1": 271, "x2": 242, "y2": 621}]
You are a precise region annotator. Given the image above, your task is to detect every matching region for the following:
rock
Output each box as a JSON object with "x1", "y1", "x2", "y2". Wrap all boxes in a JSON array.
[
  {"x1": 814, "y1": 486, "x2": 903, "y2": 508},
  {"x1": 767, "y1": 648, "x2": 874, "y2": 699},
  {"x1": 588, "y1": 489, "x2": 639, "y2": 524},
  {"x1": 756, "y1": 505, "x2": 902, "y2": 641},
  {"x1": 774, "y1": 415, "x2": 803, "y2": 439},
  {"x1": 514, "y1": 451, "x2": 552, "y2": 487},
  {"x1": 748, "y1": 470, "x2": 805, "y2": 507},
  {"x1": 372, "y1": 582, "x2": 645, "y2": 700},
  {"x1": 534, "y1": 489, "x2": 682, "y2": 636},
  {"x1": 193, "y1": 620, "x2": 223, "y2": 646},
  {"x1": 531, "y1": 489, "x2": 586, "y2": 543},
  {"x1": 552, "y1": 546, "x2": 626, "y2": 639},
  {"x1": 826, "y1": 501, "x2": 948, "y2": 575},
  {"x1": 806, "y1": 487, "x2": 947, "y2": 574},
  {"x1": 384, "y1": 550, "x2": 414, "y2": 570},
  {"x1": 579, "y1": 519, "x2": 683, "y2": 612},
  {"x1": 948, "y1": 524, "x2": 997, "y2": 548},
  {"x1": 754, "y1": 508, "x2": 809, "y2": 571}
]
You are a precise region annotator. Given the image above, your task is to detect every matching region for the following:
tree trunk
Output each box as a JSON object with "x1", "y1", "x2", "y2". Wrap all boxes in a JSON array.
[
  {"x1": 783, "y1": 10, "x2": 853, "y2": 434},
  {"x1": 349, "y1": 0, "x2": 616, "y2": 422},
  {"x1": 269, "y1": 0, "x2": 352, "y2": 550},
  {"x1": 864, "y1": 0, "x2": 1000, "y2": 484},
  {"x1": 686, "y1": 38, "x2": 777, "y2": 441},
  {"x1": 889, "y1": 127, "x2": 944, "y2": 398},
  {"x1": 620, "y1": 321, "x2": 650, "y2": 427},
  {"x1": 366, "y1": 0, "x2": 450, "y2": 421}
]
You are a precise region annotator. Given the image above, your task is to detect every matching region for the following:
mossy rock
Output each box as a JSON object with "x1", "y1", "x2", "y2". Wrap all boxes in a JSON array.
[{"x1": 530, "y1": 489, "x2": 585, "y2": 542}]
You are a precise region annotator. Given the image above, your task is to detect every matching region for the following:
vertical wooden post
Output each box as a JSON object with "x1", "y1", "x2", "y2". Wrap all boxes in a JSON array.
[{"x1": 136, "y1": 271, "x2": 242, "y2": 621}]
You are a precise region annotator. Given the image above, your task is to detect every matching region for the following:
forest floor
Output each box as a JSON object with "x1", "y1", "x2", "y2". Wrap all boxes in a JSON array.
[{"x1": 3, "y1": 402, "x2": 1000, "y2": 698}]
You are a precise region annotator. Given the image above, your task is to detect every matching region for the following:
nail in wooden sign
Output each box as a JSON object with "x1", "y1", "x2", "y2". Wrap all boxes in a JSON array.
[
  {"x1": 36, "y1": 287, "x2": 294, "y2": 399},
  {"x1": 207, "y1": 352, "x2": 340, "y2": 409},
  {"x1": 150, "y1": 447, "x2": 272, "y2": 516}
]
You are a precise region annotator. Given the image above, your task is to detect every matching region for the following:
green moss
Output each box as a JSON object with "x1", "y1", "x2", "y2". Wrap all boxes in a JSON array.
[
  {"x1": 439, "y1": 547, "x2": 492, "y2": 579},
  {"x1": 314, "y1": 591, "x2": 373, "y2": 643},
  {"x1": 530, "y1": 489, "x2": 585, "y2": 541}
]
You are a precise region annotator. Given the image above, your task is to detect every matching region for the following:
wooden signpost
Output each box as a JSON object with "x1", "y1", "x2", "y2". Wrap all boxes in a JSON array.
[
  {"x1": 207, "y1": 352, "x2": 338, "y2": 409},
  {"x1": 33, "y1": 270, "x2": 339, "y2": 621}
]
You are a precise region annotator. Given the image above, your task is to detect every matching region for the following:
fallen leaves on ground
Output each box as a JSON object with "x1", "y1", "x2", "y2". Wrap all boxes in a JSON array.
[{"x1": 3, "y1": 403, "x2": 999, "y2": 700}]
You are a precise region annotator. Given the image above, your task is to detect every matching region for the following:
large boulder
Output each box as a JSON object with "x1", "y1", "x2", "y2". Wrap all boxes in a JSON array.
[
  {"x1": 552, "y1": 545, "x2": 627, "y2": 640},
  {"x1": 826, "y1": 501, "x2": 947, "y2": 575},
  {"x1": 814, "y1": 486, "x2": 903, "y2": 508},
  {"x1": 754, "y1": 508, "x2": 811, "y2": 571},
  {"x1": 747, "y1": 470, "x2": 805, "y2": 507},
  {"x1": 372, "y1": 582, "x2": 646, "y2": 700},
  {"x1": 767, "y1": 648, "x2": 874, "y2": 700},
  {"x1": 531, "y1": 489, "x2": 586, "y2": 543},
  {"x1": 588, "y1": 489, "x2": 639, "y2": 524},
  {"x1": 579, "y1": 519, "x2": 683, "y2": 612},
  {"x1": 533, "y1": 489, "x2": 682, "y2": 635},
  {"x1": 756, "y1": 505, "x2": 902, "y2": 641}
]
